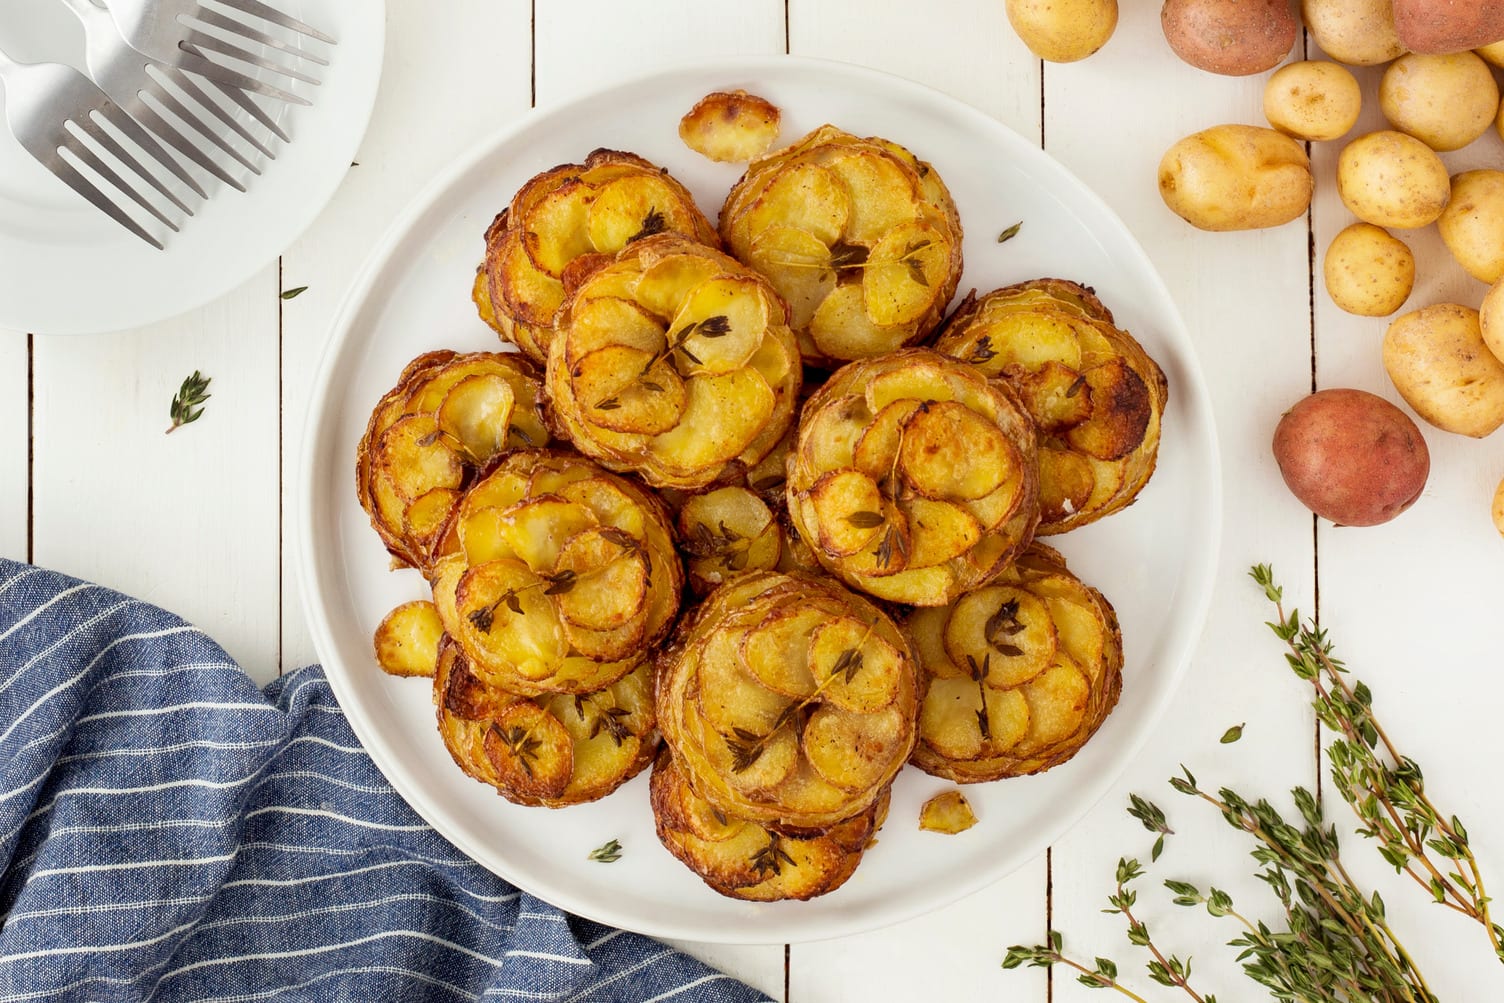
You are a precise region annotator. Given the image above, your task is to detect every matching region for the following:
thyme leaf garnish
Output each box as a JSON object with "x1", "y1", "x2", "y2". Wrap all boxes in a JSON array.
[
  {"x1": 166, "y1": 370, "x2": 212, "y2": 434},
  {"x1": 588, "y1": 838, "x2": 623, "y2": 863}
]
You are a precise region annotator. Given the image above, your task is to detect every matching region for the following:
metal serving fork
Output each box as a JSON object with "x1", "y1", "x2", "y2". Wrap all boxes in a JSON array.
[
  {"x1": 57, "y1": 0, "x2": 258, "y2": 193},
  {"x1": 101, "y1": 0, "x2": 335, "y2": 104},
  {"x1": 0, "y1": 45, "x2": 192, "y2": 249}
]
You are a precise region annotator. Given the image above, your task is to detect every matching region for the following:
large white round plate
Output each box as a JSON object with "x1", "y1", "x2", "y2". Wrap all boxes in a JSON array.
[
  {"x1": 299, "y1": 56, "x2": 1222, "y2": 945},
  {"x1": 0, "y1": 0, "x2": 384, "y2": 335}
]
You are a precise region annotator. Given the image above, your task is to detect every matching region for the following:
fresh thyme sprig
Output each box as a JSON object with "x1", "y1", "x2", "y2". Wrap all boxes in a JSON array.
[
  {"x1": 592, "y1": 313, "x2": 730, "y2": 411},
  {"x1": 1251, "y1": 564, "x2": 1503, "y2": 965},
  {"x1": 467, "y1": 533, "x2": 642, "y2": 634},
  {"x1": 1105, "y1": 857, "x2": 1214, "y2": 1002},
  {"x1": 1004, "y1": 931, "x2": 1154, "y2": 1002},
  {"x1": 588, "y1": 838, "x2": 623, "y2": 863},
  {"x1": 166, "y1": 370, "x2": 211, "y2": 434},
  {"x1": 767, "y1": 237, "x2": 934, "y2": 286}
]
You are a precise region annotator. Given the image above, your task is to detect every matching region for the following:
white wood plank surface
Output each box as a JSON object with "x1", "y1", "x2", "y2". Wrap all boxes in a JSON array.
[
  {"x1": 0, "y1": 332, "x2": 25, "y2": 562},
  {"x1": 1043, "y1": 14, "x2": 1319, "y2": 1001},
  {"x1": 1309, "y1": 52, "x2": 1504, "y2": 1000},
  {"x1": 30, "y1": 269, "x2": 282, "y2": 683},
  {"x1": 9, "y1": 1, "x2": 1504, "y2": 998}
]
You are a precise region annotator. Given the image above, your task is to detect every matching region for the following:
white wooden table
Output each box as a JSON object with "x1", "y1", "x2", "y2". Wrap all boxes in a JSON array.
[{"x1": 4, "y1": 3, "x2": 1504, "y2": 999}]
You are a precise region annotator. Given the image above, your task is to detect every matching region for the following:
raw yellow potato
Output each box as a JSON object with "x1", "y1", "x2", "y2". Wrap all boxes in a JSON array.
[
  {"x1": 1005, "y1": 0, "x2": 1117, "y2": 62},
  {"x1": 1493, "y1": 476, "x2": 1504, "y2": 537},
  {"x1": 918, "y1": 789, "x2": 977, "y2": 834},
  {"x1": 1323, "y1": 223, "x2": 1415, "y2": 317},
  {"x1": 1263, "y1": 61, "x2": 1362, "y2": 142},
  {"x1": 1481, "y1": 278, "x2": 1504, "y2": 363},
  {"x1": 1383, "y1": 304, "x2": 1504, "y2": 437},
  {"x1": 679, "y1": 90, "x2": 781, "y2": 163},
  {"x1": 1480, "y1": 41, "x2": 1504, "y2": 68},
  {"x1": 1337, "y1": 131, "x2": 1450, "y2": 229},
  {"x1": 1158, "y1": 125, "x2": 1313, "y2": 231},
  {"x1": 1301, "y1": 0, "x2": 1406, "y2": 66},
  {"x1": 1437, "y1": 171, "x2": 1504, "y2": 284},
  {"x1": 373, "y1": 600, "x2": 443, "y2": 677},
  {"x1": 1380, "y1": 53, "x2": 1500, "y2": 151}
]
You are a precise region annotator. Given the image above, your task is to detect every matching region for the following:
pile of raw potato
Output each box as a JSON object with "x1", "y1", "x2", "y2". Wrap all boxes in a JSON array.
[{"x1": 1007, "y1": 0, "x2": 1504, "y2": 534}]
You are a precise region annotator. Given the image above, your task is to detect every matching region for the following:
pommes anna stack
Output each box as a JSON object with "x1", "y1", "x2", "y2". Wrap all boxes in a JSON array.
[{"x1": 355, "y1": 103, "x2": 1167, "y2": 903}]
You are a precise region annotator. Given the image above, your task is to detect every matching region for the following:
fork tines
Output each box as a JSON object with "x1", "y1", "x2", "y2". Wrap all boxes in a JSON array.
[{"x1": 179, "y1": 0, "x2": 336, "y2": 96}]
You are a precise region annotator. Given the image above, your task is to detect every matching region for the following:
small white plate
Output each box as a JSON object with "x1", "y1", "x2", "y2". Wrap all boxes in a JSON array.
[
  {"x1": 0, "y1": 0, "x2": 384, "y2": 335},
  {"x1": 298, "y1": 56, "x2": 1222, "y2": 944}
]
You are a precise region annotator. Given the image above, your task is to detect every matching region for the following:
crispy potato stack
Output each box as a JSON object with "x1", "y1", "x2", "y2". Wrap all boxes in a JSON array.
[
  {"x1": 907, "y1": 545, "x2": 1123, "y2": 781},
  {"x1": 650, "y1": 750, "x2": 886, "y2": 900},
  {"x1": 934, "y1": 280, "x2": 1168, "y2": 534},
  {"x1": 435, "y1": 636, "x2": 657, "y2": 808},
  {"x1": 655, "y1": 572, "x2": 920, "y2": 835},
  {"x1": 787, "y1": 349, "x2": 1040, "y2": 606},
  {"x1": 357, "y1": 351, "x2": 552, "y2": 572},
  {"x1": 476, "y1": 149, "x2": 720, "y2": 365},
  {"x1": 428, "y1": 450, "x2": 683, "y2": 697},
  {"x1": 545, "y1": 234, "x2": 802, "y2": 490},
  {"x1": 720, "y1": 125, "x2": 964, "y2": 366}
]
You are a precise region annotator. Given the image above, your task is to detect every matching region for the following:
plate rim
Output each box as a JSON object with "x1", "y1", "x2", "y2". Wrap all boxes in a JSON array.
[
  {"x1": 297, "y1": 53, "x2": 1224, "y2": 945},
  {"x1": 0, "y1": 1, "x2": 388, "y2": 336}
]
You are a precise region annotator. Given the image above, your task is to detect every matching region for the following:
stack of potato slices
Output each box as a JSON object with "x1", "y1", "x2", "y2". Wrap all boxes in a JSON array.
[
  {"x1": 935, "y1": 279, "x2": 1169, "y2": 533},
  {"x1": 544, "y1": 235, "x2": 802, "y2": 490},
  {"x1": 357, "y1": 351, "x2": 552, "y2": 572},
  {"x1": 476, "y1": 149, "x2": 720, "y2": 364},
  {"x1": 358, "y1": 113, "x2": 1165, "y2": 903},
  {"x1": 721, "y1": 125, "x2": 965, "y2": 366},
  {"x1": 908, "y1": 544, "x2": 1124, "y2": 781},
  {"x1": 787, "y1": 349, "x2": 1040, "y2": 606}
]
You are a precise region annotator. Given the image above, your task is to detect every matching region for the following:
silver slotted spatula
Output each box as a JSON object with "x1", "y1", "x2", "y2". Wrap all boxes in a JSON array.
[{"x1": 0, "y1": 45, "x2": 192, "y2": 249}]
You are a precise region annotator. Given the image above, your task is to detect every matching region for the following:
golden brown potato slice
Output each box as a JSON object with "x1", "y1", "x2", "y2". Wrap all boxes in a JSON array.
[
  {"x1": 667, "y1": 277, "x2": 770, "y2": 377},
  {"x1": 587, "y1": 175, "x2": 698, "y2": 252},
  {"x1": 484, "y1": 703, "x2": 573, "y2": 801},
  {"x1": 561, "y1": 617, "x2": 646, "y2": 665},
  {"x1": 557, "y1": 477, "x2": 650, "y2": 541},
  {"x1": 436, "y1": 374, "x2": 516, "y2": 461},
  {"x1": 943, "y1": 587, "x2": 1057, "y2": 688},
  {"x1": 808, "y1": 283, "x2": 910, "y2": 361},
  {"x1": 747, "y1": 226, "x2": 836, "y2": 330},
  {"x1": 563, "y1": 295, "x2": 667, "y2": 369},
  {"x1": 678, "y1": 487, "x2": 781, "y2": 594},
  {"x1": 499, "y1": 498, "x2": 599, "y2": 572},
  {"x1": 552, "y1": 527, "x2": 649, "y2": 631},
  {"x1": 373, "y1": 600, "x2": 443, "y2": 678},
  {"x1": 862, "y1": 221, "x2": 950, "y2": 327},
  {"x1": 864, "y1": 358, "x2": 957, "y2": 413},
  {"x1": 405, "y1": 488, "x2": 462, "y2": 558},
  {"x1": 494, "y1": 227, "x2": 565, "y2": 329},
  {"x1": 1013, "y1": 361, "x2": 1092, "y2": 433},
  {"x1": 898, "y1": 402, "x2": 1015, "y2": 502},
  {"x1": 802, "y1": 704, "x2": 906, "y2": 792},
  {"x1": 825, "y1": 151, "x2": 921, "y2": 242},
  {"x1": 1064, "y1": 359, "x2": 1153, "y2": 462},
  {"x1": 1020, "y1": 657, "x2": 1090, "y2": 748},
  {"x1": 807, "y1": 617, "x2": 903, "y2": 713},
  {"x1": 1038, "y1": 447, "x2": 1096, "y2": 523},
  {"x1": 572, "y1": 347, "x2": 688, "y2": 436},
  {"x1": 919, "y1": 789, "x2": 978, "y2": 834},
  {"x1": 679, "y1": 90, "x2": 782, "y2": 163},
  {"x1": 455, "y1": 559, "x2": 567, "y2": 681},
  {"x1": 523, "y1": 181, "x2": 593, "y2": 276},
  {"x1": 906, "y1": 605, "x2": 960, "y2": 680},
  {"x1": 649, "y1": 367, "x2": 775, "y2": 473},
  {"x1": 808, "y1": 469, "x2": 887, "y2": 557},
  {"x1": 697, "y1": 637, "x2": 793, "y2": 741},
  {"x1": 851, "y1": 399, "x2": 922, "y2": 481},
  {"x1": 900, "y1": 498, "x2": 983, "y2": 569},
  {"x1": 636, "y1": 255, "x2": 723, "y2": 321},
  {"x1": 739, "y1": 604, "x2": 823, "y2": 699},
  {"x1": 795, "y1": 395, "x2": 868, "y2": 474},
  {"x1": 374, "y1": 415, "x2": 466, "y2": 503},
  {"x1": 746, "y1": 163, "x2": 851, "y2": 246}
]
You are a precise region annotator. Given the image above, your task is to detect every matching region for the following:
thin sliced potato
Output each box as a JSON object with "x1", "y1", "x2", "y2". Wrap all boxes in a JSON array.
[
  {"x1": 373, "y1": 600, "x2": 443, "y2": 677},
  {"x1": 679, "y1": 90, "x2": 781, "y2": 163},
  {"x1": 484, "y1": 703, "x2": 574, "y2": 800},
  {"x1": 552, "y1": 527, "x2": 649, "y2": 631},
  {"x1": 499, "y1": 498, "x2": 599, "y2": 572},
  {"x1": 436, "y1": 374, "x2": 516, "y2": 461},
  {"x1": 943, "y1": 587, "x2": 1056, "y2": 688},
  {"x1": 746, "y1": 163, "x2": 851, "y2": 246},
  {"x1": 899, "y1": 402, "x2": 1014, "y2": 502},
  {"x1": 808, "y1": 469, "x2": 887, "y2": 557},
  {"x1": 919, "y1": 789, "x2": 978, "y2": 834}
]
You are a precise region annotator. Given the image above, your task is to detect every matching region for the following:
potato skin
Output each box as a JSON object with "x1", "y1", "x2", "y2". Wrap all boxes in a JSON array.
[
  {"x1": 1393, "y1": 0, "x2": 1504, "y2": 55},
  {"x1": 1384, "y1": 304, "x2": 1504, "y2": 438},
  {"x1": 1379, "y1": 53, "x2": 1499, "y2": 152},
  {"x1": 1302, "y1": 0, "x2": 1406, "y2": 66},
  {"x1": 1337, "y1": 131, "x2": 1450, "y2": 229},
  {"x1": 1493, "y1": 476, "x2": 1504, "y2": 537},
  {"x1": 1480, "y1": 278, "x2": 1504, "y2": 365},
  {"x1": 1437, "y1": 170, "x2": 1504, "y2": 284},
  {"x1": 1323, "y1": 223, "x2": 1415, "y2": 317},
  {"x1": 1158, "y1": 125, "x2": 1312, "y2": 231},
  {"x1": 1006, "y1": 0, "x2": 1117, "y2": 62},
  {"x1": 1272, "y1": 389, "x2": 1429, "y2": 526},
  {"x1": 1161, "y1": 0, "x2": 1297, "y2": 76},
  {"x1": 1263, "y1": 61, "x2": 1362, "y2": 142}
]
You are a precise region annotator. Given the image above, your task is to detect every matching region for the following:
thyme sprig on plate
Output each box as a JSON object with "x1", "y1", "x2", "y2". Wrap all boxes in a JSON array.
[
  {"x1": 588, "y1": 838, "x2": 623, "y2": 863},
  {"x1": 166, "y1": 370, "x2": 211, "y2": 434},
  {"x1": 1250, "y1": 564, "x2": 1502, "y2": 964}
]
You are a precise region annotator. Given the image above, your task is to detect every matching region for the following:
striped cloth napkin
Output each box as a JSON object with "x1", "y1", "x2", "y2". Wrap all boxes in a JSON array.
[{"x1": 0, "y1": 558, "x2": 770, "y2": 1002}]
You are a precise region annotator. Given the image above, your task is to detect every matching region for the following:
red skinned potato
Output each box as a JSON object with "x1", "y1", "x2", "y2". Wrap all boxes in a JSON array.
[
  {"x1": 1393, "y1": 0, "x2": 1504, "y2": 55},
  {"x1": 1161, "y1": 0, "x2": 1298, "y2": 75},
  {"x1": 1272, "y1": 389, "x2": 1429, "y2": 526}
]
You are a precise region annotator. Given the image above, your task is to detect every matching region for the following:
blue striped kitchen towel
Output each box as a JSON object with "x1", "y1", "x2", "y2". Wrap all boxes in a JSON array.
[{"x1": 0, "y1": 558, "x2": 771, "y2": 1003}]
